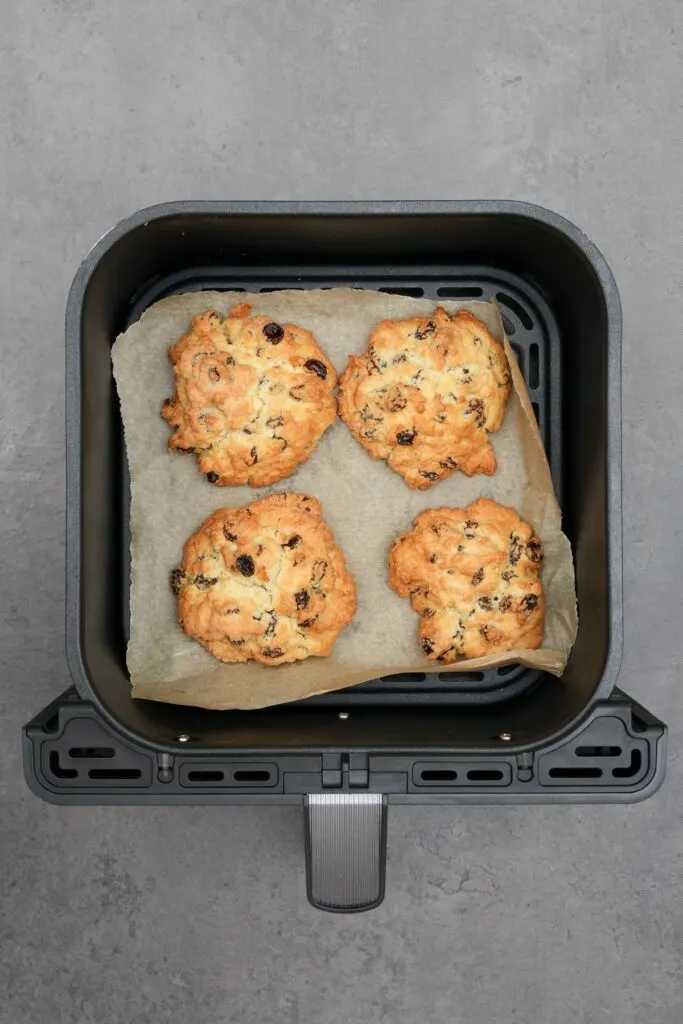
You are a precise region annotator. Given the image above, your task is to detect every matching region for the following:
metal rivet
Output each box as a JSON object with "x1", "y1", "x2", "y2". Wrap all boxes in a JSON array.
[
  {"x1": 177, "y1": 734, "x2": 191, "y2": 743},
  {"x1": 499, "y1": 732, "x2": 512, "y2": 742},
  {"x1": 338, "y1": 712, "x2": 350, "y2": 720}
]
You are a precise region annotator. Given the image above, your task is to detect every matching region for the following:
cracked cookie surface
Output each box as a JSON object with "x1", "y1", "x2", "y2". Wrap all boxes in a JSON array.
[
  {"x1": 338, "y1": 308, "x2": 511, "y2": 489},
  {"x1": 172, "y1": 493, "x2": 357, "y2": 665},
  {"x1": 388, "y1": 498, "x2": 545, "y2": 662},
  {"x1": 162, "y1": 303, "x2": 337, "y2": 486}
]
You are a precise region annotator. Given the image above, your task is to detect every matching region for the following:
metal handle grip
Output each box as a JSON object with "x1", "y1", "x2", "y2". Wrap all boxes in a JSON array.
[{"x1": 304, "y1": 793, "x2": 387, "y2": 912}]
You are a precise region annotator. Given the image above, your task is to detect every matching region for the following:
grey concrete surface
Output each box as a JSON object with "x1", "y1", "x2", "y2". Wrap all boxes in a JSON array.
[{"x1": 1, "y1": 1, "x2": 682, "y2": 1021}]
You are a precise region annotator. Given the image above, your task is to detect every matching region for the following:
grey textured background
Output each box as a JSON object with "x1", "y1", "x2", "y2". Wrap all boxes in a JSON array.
[{"x1": 1, "y1": 1, "x2": 682, "y2": 1022}]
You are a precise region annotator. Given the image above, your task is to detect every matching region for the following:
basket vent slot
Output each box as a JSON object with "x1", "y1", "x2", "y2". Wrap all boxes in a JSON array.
[
  {"x1": 379, "y1": 286, "x2": 424, "y2": 297},
  {"x1": 528, "y1": 343, "x2": 540, "y2": 388},
  {"x1": 381, "y1": 672, "x2": 426, "y2": 683},
  {"x1": 438, "y1": 671, "x2": 485, "y2": 683},
  {"x1": 501, "y1": 314, "x2": 516, "y2": 337},
  {"x1": 496, "y1": 291, "x2": 534, "y2": 330},
  {"x1": 436, "y1": 286, "x2": 484, "y2": 298}
]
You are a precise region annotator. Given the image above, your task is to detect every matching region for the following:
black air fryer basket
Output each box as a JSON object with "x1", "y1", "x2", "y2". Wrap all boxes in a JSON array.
[{"x1": 24, "y1": 201, "x2": 666, "y2": 912}]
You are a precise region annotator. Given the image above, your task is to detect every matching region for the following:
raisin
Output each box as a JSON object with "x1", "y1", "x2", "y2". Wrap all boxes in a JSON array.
[
  {"x1": 263, "y1": 322, "x2": 284, "y2": 343},
  {"x1": 464, "y1": 520, "x2": 478, "y2": 530},
  {"x1": 208, "y1": 311, "x2": 222, "y2": 321},
  {"x1": 367, "y1": 346, "x2": 384, "y2": 373},
  {"x1": 499, "y1": 595, "x2": 512, "y2": 611},
  {"x1": 195, "y1": 574, "x2": 218, "y2": 589},
  {"x1": 420, "y1": 471, "x2": 438, "y2": 481},
  {"x1": 262, "y1": 647, "x2": 284, "y2": 658},
  {"x1": 208, "y1": 367, "x2": 220, "y2": 382},
  {"x1": 226, "y1": 354, "x2": 236, "y2": 366},
  {"x1": 421, "y1": 637, "x2": 435, "y2": 655},
  {"x1": 266, "y1": 416, "x2": 284, "y2": 429},
  {"x1": 478, "y1": 596, "x2": 494, "y2": 610},
  {"x1": 230, "y1": 638, "x2": 245, "y2": 647},
  {"x1": 264, "y1": 611, "x2": 277, "y2": 637},
  {"x1": 509, "y1": 535, "x2": 523, "y2": 564},
  {"x1": 247, "y1": 446, "x2": 258, "y2": 465},
  {"x1": 465, "y1": 398, "x2": 486, "y2": 427},
  {"x1": 300, "y1": 617, "x2": 317, "y2": 628},
  {"x1": 169, "y1": 568, "x2": 185, "y2": 595},
  {"x1": 311, "y1": 560, "x2": 327, "y2": 588},
  {"x1": 527, "y1": 538, "x2": 543, "y2": 562},
  {"x1": 471, "y1": 567, "x2": 484, "y2": 586},
  {"x1": 206, "y1": 472, "x2": 220, "y2": 483},
  {"x1": 392, "y1": 353, "x2": 408, "y2": 364},
  {"x1": 415, "y1": 320, "x2": 436, "y2": 339},
  {"x1": 295, "y1": 589, "x2": 310, "y2": 610},
  {"x1": 521, "y1": 594, "x2": 539, "y2": 611},
  {"x1": 423, "y1": 608, "x2": 435, "y2": 618},
  {"x1": 283, "y1": 535, "x2": 301, "y2": 549},
  {"x1": 396, "y1": 430, "x2": 416, "y2": 446},
  {"x1": 501, "y1": 570, "x2": 516, "y2": 581},
  {"x1": 385, "y1": 387, "x2": 408, "y2": 412},
  {"x1": 439, "y1": 457, "x2": 458, "y2": 470},
  {"x1": 304, "y1": 358, "x2": 327, "y2": 379},
  {"x1": 177, "y1": 447, "x2": 195, "y2": 455},
  {"x1": 163, "y1": 398, "x2": 172, "y2": 408},
  {"x1": 429, "y1": 554, "x2": 438, "y2": 563},
  {"x1": 479, "y1": 625, "x2": 498, "y2": 642},
  {"x1": 235, "y1": 554, "x2": 255, "y2": 576}
]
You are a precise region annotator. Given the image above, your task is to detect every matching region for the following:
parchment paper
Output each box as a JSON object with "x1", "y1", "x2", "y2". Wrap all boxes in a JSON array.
[{"x1": 112, "y1": 289, "x2": 578, "y2": 710}]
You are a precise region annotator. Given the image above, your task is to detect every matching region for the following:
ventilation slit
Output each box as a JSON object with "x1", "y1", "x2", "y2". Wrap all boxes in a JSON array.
[
  {"x1": 612, "y1": 750, "x2": 643, "y2": 779},
  {"x1": 49, "y1": 751, "x2": 77, "y2": 779},
  {"x1": 420, "y1": 769, "x2": 458, "y2": 782},
  {"x1": 69, "y1": 747, "x2": 115, "y2": 759}
]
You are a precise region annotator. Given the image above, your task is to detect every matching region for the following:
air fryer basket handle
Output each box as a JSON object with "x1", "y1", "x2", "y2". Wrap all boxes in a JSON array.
[{"x1": 304, "y1": 793, "x2": 387, "y2": 912}]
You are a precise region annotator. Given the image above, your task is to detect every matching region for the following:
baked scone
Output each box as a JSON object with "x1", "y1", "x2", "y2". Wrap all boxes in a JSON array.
[
  {"x1": 171, "y1": 493, "x2": 357, "y2": 665},
  {"x1": 162, "y1": 303, "x2": 337, "y2": 487},
  {"x1": 338, "y1": 308, "x2": 511, "y2": 489},
  {"x1": 388, "y1": 498, "x2": 545, "y2": 662}
]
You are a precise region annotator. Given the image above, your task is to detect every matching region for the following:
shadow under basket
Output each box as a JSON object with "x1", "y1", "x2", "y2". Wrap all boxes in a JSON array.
[{"x1": 24, "y1": 201, "x2": 666, "y2": 913}]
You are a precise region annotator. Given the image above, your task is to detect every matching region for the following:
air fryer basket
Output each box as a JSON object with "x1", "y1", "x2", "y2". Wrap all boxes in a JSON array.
[{"x1": 23, "y1": 202, "x2": 666, "y2": 912}]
